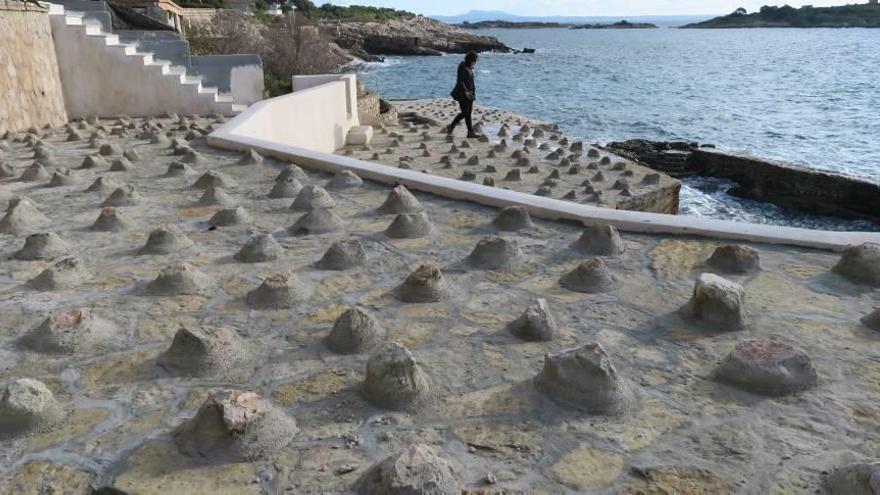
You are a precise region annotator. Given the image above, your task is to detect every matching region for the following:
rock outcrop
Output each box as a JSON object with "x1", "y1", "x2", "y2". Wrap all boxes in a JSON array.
[
  {"x1": 706, "y1": 244, "x2": 761, "y2": 274},
  {"x1": 362, "y1": 341, "x2": 431, "y2": 410},
  {"x1": 318, "y1": 239, "x2": 367, "y2": 270},
  {"x1": 326, "y1": 306, "x2": 386, "y2": 354},
  {"x1": 714, "y1": 339, "x2": 817, "y2": 396},
  {"x1": 356, "y1": 443, "x2": 458, "y2": 495},
  {"x1": 397, "y1": 263, "x2": 450, "y2": 302},
  {"x1": 508, "y1": 298, "x2": 558, "y2": 341},
  {"x1": 534, "y1": 343, "x2": 634, "y2": 415},
  {"x1": 826, "y1": 461, "x2": 880, "y2": 495},
  {"x1": 681, "y1": 273, "x2": 747, "y2": 330},
  {"x1": 833, "y1": 242, "x2": 880, "y2": 286},
  {"x1": 559, "y1": 259, "x2": 617, "y2": 293},
  {"x1": 174, "y1": 390, "x2": 298, "y2": 462},
  {"x1": 19, "y1": 308, "x2": 115, "y2": 354},
  {"x1": 573, "y1": 224, "x2": 625, "y2": 256},
  {"x1": 158, "y1": 326, "x2": 250, "y2": 378},
  {"x1": 0, "y1": 379, "x2": 64, "y2": 437}
]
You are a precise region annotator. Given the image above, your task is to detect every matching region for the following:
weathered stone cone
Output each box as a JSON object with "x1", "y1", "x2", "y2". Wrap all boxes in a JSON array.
[
  {"x1": 291, "y1": 185, "x2": 336, "y2": 211},
  {"x1": 80, "y1": 154, "x2": 107, "y2": 169},
  {"x1": 328, "y1": 170, "x2": 363, "y2": 189},
  {"x1": 276, "y1": 164, "x2": 308, "y2": 182},
  {"x1": 378, "y1": 185, "x2": 423, "y2": 214},
  {"x1": 385, "y1": 212, "x2": 432, "y2": 239},
  {"x1": 492, "y1": 205, "x2": 535, "y2": 231},
  {"x1": 362, "y1": 341, "x2": 431, "y2": 410},
  {"x1": 235, "y1": 234, "x2": 283, "y2": 263},
  {"x1": 397, "y1": 263, "x2": 450, "y2": 303},
  {"x1": 0, "y1": 379, "x2": 64, "y2": 437},
  {"x1": 144, "y1": 263, "x2": 212, "y2": 296},
  {"x1": 99, "y1": 143, "x2": 122, "y2": 156},
  {"x1": 173, "y1": 390, "x2": 298, "y2": 462},
  {"x1": 19, "y1": 308, "x2": 115, "y2": 354},
  {"x1": 139, "y1": 225, "x2": 194, "y2": 254},
  {"x1": 833, "y1": 242, "x2": 880, "y2": 286},
  {"x1": 0, "y1": 162, "x2": 15, "y2": 178},
  {"x1": 198, "y1": 185, "x2": 237, "y2": 207},
  {"x1": 238, "y1": 149, "x2": 263, "y2": 165},
  {"x1": 14, "y1": 232, "x2": 69, "y2": 260},
  {"x1": 862, "y1": 308, "x2": 880, "y2": 331},
  {"x1": 318, "y1": 239, "x2": 367, "y2": 270},
  {"x1": 84, "y1": 176, "x2": 121, "y2": 193},
  {"x1": 123, "y1": 148, "x2": 142, "y2": 162},
  {"x1": 706, "y1": 244, "x2": 761, "y2": 274},
  {"x1": 714, "y1": 339, "x2": 818, "y2": 396},
  {"x1": 182, "y1": 150, "x2": 206, "y2": 165},
  {"x1": 534, "y1": 343, "x2": 634, "y2": 415},
  {"x1": 29, "y1": 257, "x2": 91, "y2": 290},
  {"x1": 681, "y1": 273, "x2": 747, "y2": 330},
  {"x1": 102, "y1": 185, "x2": 142, "y2": 207},
  {"x1": 47, "y1": 169, "x2": 80, "y2": 188},
  {"x1": 150, "y1": 132, "x2": 170, "y2": 145},
  {"x1": 158, "y1": 326, "x2": 250, "y2": 377},
  {"x1": 826, "y1": 461, "x2": 880, "y2": 495},
  {"x1": 163, "y1": 161, "x2": 194, "y2": 177},
  {"x1": 192, "y1": 170, "x2": 235, "y2": 190},
  {"x1": 91, "y1": 207, "x2": 129, "y2": 231},
  {"x1": 267, "y1": 177, "x2": 302, "y2": 199},
  {"x1": 0, "y1": 198, "x2": 49, "y2": 233},
  {"x1": 246, "y1": 273, "x2": 310, "y2": 309},
  {"x1": 508, "y1": 298, "x2": 558, "y2": 341},
  {"x1": 108, "y1": 157, "x2": 133, "y2": 172},
  {"x1": 326, "y1": 306, "x2": 386, "y2": 354},
  {"x1": 574, "y1": 224, "x2": 625, "y2": 256},
  {"x1": 210, "y1": 206, "x2": 252, "y2": 227},
  {"x1": 288, "y1": 208, "x2": 345, "y2": 235},
  {"x1": 560, "y1": 259, "x2": 617, "y2": 293},
  {"x1": 19, "y1": 162, "x2": 51, "y2": 182},
  {"x1": 466, "y1": 236, "x2": 525, "y2": 270},
  {"x1": 356, "y1": 443, "x2": 458, "y2": 495}
]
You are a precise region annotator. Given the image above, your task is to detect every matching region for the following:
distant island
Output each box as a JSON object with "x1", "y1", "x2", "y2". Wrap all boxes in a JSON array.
[
  {"x1": 570, "y1": 20, "x2": 658, "y2": 29},
  {"x1": 682, "y1": 2, "x2": 880, "y2": 28},
  {"x1": 457, "y1": 20, "x2": 658, "y2": 29}
]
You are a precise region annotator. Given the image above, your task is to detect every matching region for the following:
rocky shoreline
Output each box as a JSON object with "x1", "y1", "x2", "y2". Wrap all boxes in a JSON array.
[
  {"x1": 320, "y1": 15, "x2": 511, "y2": 60},
  {"x1": 604, "y1": 139, "x2": 880, "y2": 224}
]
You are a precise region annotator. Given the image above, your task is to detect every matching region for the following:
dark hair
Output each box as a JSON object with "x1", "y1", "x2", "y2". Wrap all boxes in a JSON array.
[{"x1": 465, "y1": 51, "x2": 479, "y2": 64}]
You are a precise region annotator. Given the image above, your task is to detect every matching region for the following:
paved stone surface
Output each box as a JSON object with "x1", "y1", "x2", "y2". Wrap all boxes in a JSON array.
[
  {"x1": 339, "y1": 99, "x2": 681, "y2": 214},
  {"x1": 0, "y1": 115, "x2": 878, "y2": 493}
]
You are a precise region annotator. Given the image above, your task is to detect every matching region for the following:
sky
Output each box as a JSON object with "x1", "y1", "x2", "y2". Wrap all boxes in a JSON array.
[{"x1": 326, "y1": 0, "x2": 845, "y2": 17}]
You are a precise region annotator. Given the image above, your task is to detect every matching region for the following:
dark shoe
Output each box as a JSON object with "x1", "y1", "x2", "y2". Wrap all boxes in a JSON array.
[
  {"x1": 466, "y1": 132, "x2": 479, "y2": 139},
  {"x1": 444, "y1": 125, "x2": 454, "y2": 135}
]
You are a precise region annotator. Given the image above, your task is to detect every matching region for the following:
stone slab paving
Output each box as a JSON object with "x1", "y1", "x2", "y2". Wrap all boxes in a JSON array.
[
  {"x1": 340, "y1": 99, "x2": 681, "y2": 214},
  {"x1": 0, "y1": 116, "x2": 878, "y2": 494}
]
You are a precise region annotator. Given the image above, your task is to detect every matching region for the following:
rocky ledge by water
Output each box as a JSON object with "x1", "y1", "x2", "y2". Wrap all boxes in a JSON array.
[
  {"x1": 569, "y1": 20, "x2": 658, "y2": 29},
  {"x1": 682, "y1": 3, "x2": 880, "y2": 28},
  {"x1": 319, "y1": 15, "x2": 511, "y2": 59},
  {"x1": 604, "y1": 139, "x2": 880, "y2": 224}
]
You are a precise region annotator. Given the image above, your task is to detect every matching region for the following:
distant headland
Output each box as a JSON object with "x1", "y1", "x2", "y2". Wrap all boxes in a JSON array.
[
  {"x1": 457, "y1": 20, "x2": 658, "y2": 30},
  {"x1": 682, "y1": 2, "x2": 880, "y2": 28}
]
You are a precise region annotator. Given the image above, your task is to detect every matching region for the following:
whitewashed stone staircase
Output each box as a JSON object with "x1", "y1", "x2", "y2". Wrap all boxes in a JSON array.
[{"x1": 48, "y1": 3, "x2": 247, "y2": 117}]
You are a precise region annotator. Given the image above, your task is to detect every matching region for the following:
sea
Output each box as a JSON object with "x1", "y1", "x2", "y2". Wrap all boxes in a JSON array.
[{"x1": 360, "y1": 27, "x2": 880, "y2": 231}]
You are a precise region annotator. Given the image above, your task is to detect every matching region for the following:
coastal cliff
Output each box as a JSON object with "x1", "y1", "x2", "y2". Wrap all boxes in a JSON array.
[
  {"x1": 319, "y1": 15, "x2": 511, "y2": 58},
  {"x1": 682, "y1": 3, "x2": 880, "y2": 28}
]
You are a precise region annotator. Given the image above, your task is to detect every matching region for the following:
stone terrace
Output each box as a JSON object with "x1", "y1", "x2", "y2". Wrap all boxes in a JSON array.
[
  {"x1": 339, "y1": 98, "x2": 681, "y2": 215},
  {"x1": 0, "y1": 116, "x2": 878, "y2": 493}
]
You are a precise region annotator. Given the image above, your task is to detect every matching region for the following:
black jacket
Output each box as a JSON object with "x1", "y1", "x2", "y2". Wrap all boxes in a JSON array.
[{"x1": 451, "y1": 61, "x2": 475, "y2": 101}]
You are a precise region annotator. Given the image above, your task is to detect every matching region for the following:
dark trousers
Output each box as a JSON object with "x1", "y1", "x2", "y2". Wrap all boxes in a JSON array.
[{"x1": 449, "y1": 97, "x2": 474, "y2": 134}]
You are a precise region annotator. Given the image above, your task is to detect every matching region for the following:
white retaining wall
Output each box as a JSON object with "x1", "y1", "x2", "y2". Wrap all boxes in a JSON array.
[{"x1": 210, "y1": 74, "x2": 358, "y2": 153}]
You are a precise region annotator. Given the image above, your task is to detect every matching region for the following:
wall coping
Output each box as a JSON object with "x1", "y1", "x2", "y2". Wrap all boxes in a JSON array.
[{"x1": 208, "y1": 81, "x2": 880, "y2": 253}]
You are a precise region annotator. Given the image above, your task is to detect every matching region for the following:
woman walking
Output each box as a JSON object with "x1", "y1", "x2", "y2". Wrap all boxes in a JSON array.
[{"x1": 446, "y1": 51, "x2": 479, "y2": 138}]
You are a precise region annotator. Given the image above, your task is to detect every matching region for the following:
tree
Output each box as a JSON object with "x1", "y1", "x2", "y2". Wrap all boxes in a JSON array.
[
  {"x1": 732, "y1": 7, "x2": 747, "y2": 16},
  {"x1": 293, "y1": 0, "x2": 316, "y2": 14}
]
